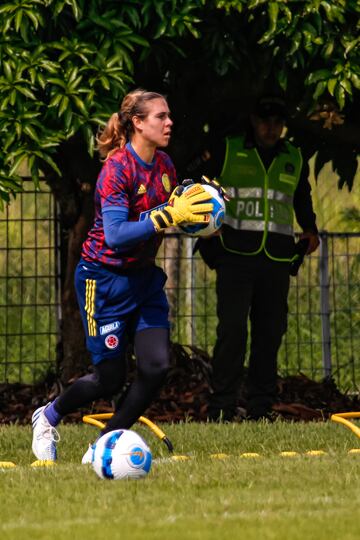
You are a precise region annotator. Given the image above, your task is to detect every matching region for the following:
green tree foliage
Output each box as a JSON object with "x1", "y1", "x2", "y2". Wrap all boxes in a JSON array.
[
  {"x1": 1, "y1": 0, "x2": 359, "y2": 379},
  {"x1": 0, "y1": 0, "x2": 201, "y2": 207},
  {"x1": 0, "y1": 0, "x2": 359, "y2": 204},
  {"x1": 215, "y1": 0, "x2": 360, "y2": 107},
  {"x1": 163, "y1": 0, "x2": 360, "y2": 191}
]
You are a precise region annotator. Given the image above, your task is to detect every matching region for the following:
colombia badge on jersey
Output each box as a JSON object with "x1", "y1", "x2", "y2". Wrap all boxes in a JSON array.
[{"x1": 162, "y1": 173, "x2": 171, "y2": 193}]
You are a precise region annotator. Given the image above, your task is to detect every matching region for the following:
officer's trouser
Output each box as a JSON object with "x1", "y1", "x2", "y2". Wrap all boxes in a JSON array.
[{"x1": 209, "y1": 253, "x2": 290, "y2": 416}]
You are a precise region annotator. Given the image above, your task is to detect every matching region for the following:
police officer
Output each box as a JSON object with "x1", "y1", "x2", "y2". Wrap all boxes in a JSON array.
[{"x1": 197, "y1": 94, "x2": 320, "y2": 421}]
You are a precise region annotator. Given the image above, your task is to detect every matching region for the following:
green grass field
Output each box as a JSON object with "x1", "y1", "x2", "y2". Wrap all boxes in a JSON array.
[{"x1": 1, "y1": 421, "x2": 360, "y2": 540}]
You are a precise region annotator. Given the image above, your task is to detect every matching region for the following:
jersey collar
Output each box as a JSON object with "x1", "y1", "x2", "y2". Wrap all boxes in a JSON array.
[{"x1": 126, "y1": 142, "x2": 155, "y2": 169}]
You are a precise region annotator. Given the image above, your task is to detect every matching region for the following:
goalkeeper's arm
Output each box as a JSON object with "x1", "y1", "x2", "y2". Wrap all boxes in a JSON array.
[
  {"x1": 150, "y1": 183, "x2": 213, "y2": 232},
  {"x1": 103, "y1": 207, "x2": 156, "y2": 249}
]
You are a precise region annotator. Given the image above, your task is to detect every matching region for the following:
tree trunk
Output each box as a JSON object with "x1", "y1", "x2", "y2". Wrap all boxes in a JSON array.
[
  {"x1": 59, "y1": 184, "x2": 94, "y2": 382},
  {"x1": 46, "y1": 137, "x2": 100, "y2": 382}
]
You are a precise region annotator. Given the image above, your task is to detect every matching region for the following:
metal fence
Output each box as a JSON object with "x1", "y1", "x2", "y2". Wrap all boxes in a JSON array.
[
  {"x1": 158, "y1": 232, "x2": 360, "y2": 393},
  {"x1": 0, "y1": 182, "x2": 359, "y2": 392},
  {"x1": 0, "y1": 180, "x2": 61, "y2": 384}
]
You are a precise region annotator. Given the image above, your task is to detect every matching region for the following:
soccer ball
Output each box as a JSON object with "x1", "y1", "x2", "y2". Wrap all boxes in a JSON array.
[
  {"x1": 92, "y1": 429, "x2": 152, "y2": 480},
  {"x1": 180, "y1": 184, "x2": 226, "y2": 237}
]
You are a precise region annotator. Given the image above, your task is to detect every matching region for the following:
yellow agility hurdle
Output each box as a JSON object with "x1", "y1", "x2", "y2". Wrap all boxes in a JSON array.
[
  {"x1": 331, "y1": 412, "x2": 360, "y2": 440},
  {"x1": 82, "y1": 413, "x2": 174, "y2": 453}
]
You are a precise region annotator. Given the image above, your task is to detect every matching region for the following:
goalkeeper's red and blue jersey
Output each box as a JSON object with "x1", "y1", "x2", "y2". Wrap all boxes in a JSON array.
[{"x1": 82, "y1": 142, "x2": 177, "y2": 268}]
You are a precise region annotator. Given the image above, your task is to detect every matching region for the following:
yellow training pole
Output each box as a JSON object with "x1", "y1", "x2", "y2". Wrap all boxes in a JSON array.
[
  {"x1": 331, "y1": 412, "x2": 360, "y2": 440},
  {"x1": 82, "y1": 413, "x2": 174, "y2": 452}
]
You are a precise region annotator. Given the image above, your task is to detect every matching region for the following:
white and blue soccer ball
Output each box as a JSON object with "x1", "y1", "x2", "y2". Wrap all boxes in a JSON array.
[
  {"x1": 92, "y1": 429, "x2": 152, "y2": 480},
  {"x1": 180, "y1": 184, "x2": 226, "y2": 237}
]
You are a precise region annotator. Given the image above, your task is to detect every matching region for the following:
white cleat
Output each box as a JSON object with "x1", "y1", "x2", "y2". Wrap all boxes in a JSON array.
[
  {"x1": 31, "y1": 404, "x2": 60, "y2": 461},
  {"x1": 81, "y1": 443, "x2": 95, "y2": 465}
]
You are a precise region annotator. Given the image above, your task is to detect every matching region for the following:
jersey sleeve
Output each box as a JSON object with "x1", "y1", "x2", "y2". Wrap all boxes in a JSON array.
[{"x1": 97, "y1": 157, "x2": 130, "y2": 210}]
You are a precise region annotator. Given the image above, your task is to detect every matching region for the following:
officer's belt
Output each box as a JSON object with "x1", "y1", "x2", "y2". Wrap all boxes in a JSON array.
[{"x1": 224, "y1": 218, "x2": 294, "y2": 236}]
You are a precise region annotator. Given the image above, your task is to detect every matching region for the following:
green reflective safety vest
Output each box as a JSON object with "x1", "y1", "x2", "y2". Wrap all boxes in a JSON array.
[{"x1": 219, "y1": 136, "x2": 303, "y2": 261}]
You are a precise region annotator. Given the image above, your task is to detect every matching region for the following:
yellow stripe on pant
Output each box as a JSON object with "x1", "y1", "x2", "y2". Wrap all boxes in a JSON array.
[{"x1": 85, "y1": 279, "x2": 97, "y2": 336}]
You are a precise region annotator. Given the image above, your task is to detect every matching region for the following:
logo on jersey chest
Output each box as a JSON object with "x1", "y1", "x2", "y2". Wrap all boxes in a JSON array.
[
  {"x1": 162, "y1": 173, "x2": 171, "y2": 193},
  {"x1": 137, "y1": 184, "x2": 147, "y2": 195}
]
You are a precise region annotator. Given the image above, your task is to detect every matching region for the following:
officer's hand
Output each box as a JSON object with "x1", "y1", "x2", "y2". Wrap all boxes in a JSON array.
[
  {"x1": 300, "y1": 232, "x2": 320, "y2": 254},
  {"x1": 150, "y1": 184, "x2": 214, "y2": 232}
]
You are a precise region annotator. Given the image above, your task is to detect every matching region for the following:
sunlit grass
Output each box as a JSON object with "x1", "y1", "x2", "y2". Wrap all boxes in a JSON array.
[{"x1": 0, "y1": 422, "x2": 359, "y2": 540}]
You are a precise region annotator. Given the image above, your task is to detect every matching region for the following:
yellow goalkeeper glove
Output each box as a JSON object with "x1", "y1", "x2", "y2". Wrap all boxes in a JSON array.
[
  {"x1": 200, "y1": 175, "x2": 230, "y2": 201},
  {"x1": 150, "y1": 184, "x2": 213, "y2": 232}
]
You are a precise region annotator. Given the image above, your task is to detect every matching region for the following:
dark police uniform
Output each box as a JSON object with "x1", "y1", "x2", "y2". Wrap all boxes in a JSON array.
[{"x1": 197, "y1": 131, "x2": 318, "y2": 420}]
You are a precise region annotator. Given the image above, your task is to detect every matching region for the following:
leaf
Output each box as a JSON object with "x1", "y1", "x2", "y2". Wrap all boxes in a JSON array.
[
  {"x1": 58, "y1": 96, "x2": 70, "y2": 117},
  {"x1": 301, "y1": 23, "x2": 316, "y2": 40},
  {"x1": 63, "y1": 108, "x2": 73, "y2": 130},
  {"x1": 33, "y1": 151, "x2": 61, "y2": 176},
  {"x1": 288, "y1": 32, "x2": 302, "y2": 55},
  {"x1": 9, "y1": 154, "x2": 26, "y2": 177},
  {"x1": 49, "y1": 93, "x2": 64, "y2": 108},
  {"x1": 24, "y1": 125, "x2": 40, "y2": 142},
  {"x1": 15, "y1": 86, "x2": 37, "y2": 100},
  {"x1": 344, "y1": 38, "x2": 359, "y2": 57},
  {"x1": 313, "y1": 80, "x2": 327, "y2": 100},
  {"x1": 67, "y1": 0, "x2": 82, "y2": 21},
  {"x1": 3, "y1": 131, "x2": 17, "y2": 151},
  {"x1": 25, "y1": 9, "x2": 41, "y2": 30},
  {"x1": 306, "y1": 69, "x2": 331, "y2": 85},
  {"x1": 340, "y1": 78, "x2": 352, "y2": 95},
  {"x1": 123, "y1": 6, "x2": 140, "y2": 28},
  {"x1": 333, "y1": 63, "x2": 344, "y2": 76},
  {"x1": 99, "y1": 76, "x2": 110, "y2": 90},
  {"x1": 327, "y1": 78, "x2": 337, "y2": 96},
  {"x1": 153, "y1": 20, "x2": 168, "y2": 39},
  {"x1": 126, "y1": 34, "x2": 149, "y2": 47},
  {"x1": 14, "y1": 7, "x2": 23, "y2": 32},
  {"x1": 71, "y1": 95, "x2": 87, "y2": 115},
  {"x1": 41, "y1": 61, "x2": 61, "y2": 74},
  {"x1": 268, "y1": 2, "x2": 279, "y2": 31},
  {"x1": 19, "y1": 18, "x2": 29, "y2": 43},
  {"x1": 37, "y1": 72, "x2": 47, "y2": 89},
  {"x1": 67, "y1": 67, "x2": 79, "y2": 83},
  {"x1": 3, "y1": 61, "x2": 12, "y2": 81},
  {"x1": 334, "y1": 83, "x2": 345, "y2": 109},
  {"x1": 322, "y1": 40, "x2": 334, "y2": 58},
  {"x1": 82, "y1": 124, "x2": 94, "y2": 156},
  {"x1": 350, "y1": 72, "x2": 360, "y2": 90},
  {"x1": 47, "y1": 77, "x2": 67, "y2": 89},
  {"x1": 29, "y1": 155, "x2": 40, "y2": 189},
  {"x1": 277, "y1": 69, "x2": 287, "y2": 91}
]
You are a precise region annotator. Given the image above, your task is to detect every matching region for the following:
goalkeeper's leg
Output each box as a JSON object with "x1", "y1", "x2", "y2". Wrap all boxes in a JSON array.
[
  {"x1": 53, "y1": 356, "x2": 127, "y2": 417},
  {"x1": 100, "y1": 328, "x2": 170, "y2": 434},
  {"x1": 31, "y1": 357, "x2": 126, "y2": 461}
]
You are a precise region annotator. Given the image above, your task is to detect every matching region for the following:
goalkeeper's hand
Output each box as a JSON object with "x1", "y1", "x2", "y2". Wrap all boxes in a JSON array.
[
  {"x1": 179, "y1": 176, "x2": 229, "y2": 201},
  {"x1": 199, "y1": 175, "x2": 229, "y2": 201},
  {"x1": 150, "y1": 184, "x2": 213, "y2": 232}
]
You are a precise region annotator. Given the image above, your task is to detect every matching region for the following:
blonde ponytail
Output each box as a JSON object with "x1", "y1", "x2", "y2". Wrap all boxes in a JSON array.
[{"x1": 96, "y1": 88, "x2": 165, "y2": 159}]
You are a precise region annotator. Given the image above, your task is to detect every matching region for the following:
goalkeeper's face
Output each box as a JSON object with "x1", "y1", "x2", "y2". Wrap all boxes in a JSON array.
[{"x1": 135, "y1": 98, "x2": 173, "y2": 148}]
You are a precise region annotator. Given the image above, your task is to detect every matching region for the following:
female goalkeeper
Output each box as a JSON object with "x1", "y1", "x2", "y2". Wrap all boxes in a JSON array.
[{"x1": 31, "y1": 89, "x2": 213, "y2": 462}]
